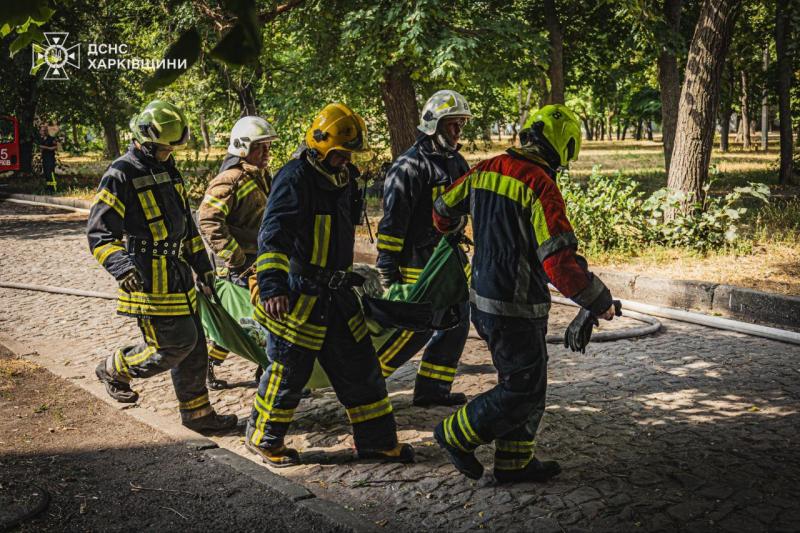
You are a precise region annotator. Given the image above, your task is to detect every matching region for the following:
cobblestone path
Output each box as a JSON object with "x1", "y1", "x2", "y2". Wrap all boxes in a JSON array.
[{"x1": 1, "y1": 200, "x2": 798, "y2": 532}]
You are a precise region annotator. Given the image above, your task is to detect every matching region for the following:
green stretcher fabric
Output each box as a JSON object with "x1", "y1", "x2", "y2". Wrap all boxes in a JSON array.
[
  {"x1": 198, "y1": 281, "x2": 330, "y2": 389},
  {"x1": 198, "y1": 236, "x2": 468, "y2": 387}
]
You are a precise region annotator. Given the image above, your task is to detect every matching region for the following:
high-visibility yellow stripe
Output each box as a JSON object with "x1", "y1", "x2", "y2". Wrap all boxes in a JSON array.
[
  {"x1": 289, "y1": 294, "x2": 318, "y2": 324},
  {"x1": 255, "y1": 306, "x2": 325, "y2": 351},
  {"x1": 124, "y1": 345, "x2": 157, "y2": 367},
  {"x1": 94, "y1": 188, "x2": 126, "y2": 218},
  {"x1": 444, "y1": 414, "x2": 468, "y2": 452},
  {"x1": 377, "y1": 233, "x2": 404, "y2": 253},
  {"x1": 203, "y1": 194, "x2": 230, "y2": 215},
  {"x1": 207, "y1": 343, "x2": 228, "y2": 361},
  {"x1": 118, "y1": 290, "x2": 193, "y2": 303},
  {"x1": 179, "y1": 393, "x2": 210, "y2": 411},
  {"x1": 137, "y1": 190, "x2": 161, "y2": 220},
  {"x1": 251, "y1": 361, "x2": 285, "y2": 444},
  {"x1": 256, "y1": 251, "x2": 289, "y2": 273},
  {"x1": 148, "y1": 220, "x2": 169, "y2": 241},
  {"x1": 187, "y1": 235, "x2": 205, "y2": 255},
  {"x1": 113, "y1": 349, "x2": 132, "y2": 379},
  {"x1": 377, "y1": 233, "x2": 404, "y2": 244},
  {"x1": 346, "y1": 397, "x2": 393, "y2": 424},
  {"x1": 174, "y1": 182, "x2": 186, "y2": 201},
  {"x1": 432, "y1": 185, "x2": 447, "y2": 201},
  {"x1": 399, "y1": 266, "x2": 422, "y2": 283},
  {"x1": 495, "y1": 440, "x2": 535, "y2": 453},
  {"x1": 472, "y1": 171, "x2": 533, "y2": 208},
  {"x1": 494, "y1": 457, "x2": 533, "y2": 471},
  {"x1": 310, "y1": 215, "x2": 331, "y2": 267},
  {"x1": 116, "y1": 289, "x2": 196, "y2": 316},
  {"x1": 457, "y1": 407, "x2": 481, "y2": 445},
  {"x1": 348, "y1": 313, "x2": 368, "y2": 342},
  {"x1": 440, "y1": 175, "x2": 472, "y2": 208},
  {"x1": 418, "y1": 361, "x2": 457, "y2": 383},
  {"x1": 93, "y1": 241, "x2": 125, "y2": 265},
  {"x1": 141, "y1": 318, "x2": 159, "y2": 348},
  {"x1": 236, "y1": 178, "x2": 259, "y2": 201},
  {"x1": 530, "y1": 198, "x2": 551, "y2": 246},
  {"x1": 378, "y1": 330, "x2": 413, "y2": 365},
  {"x1": 151, "y1": 256, "x2": 168, "y2": 293}
]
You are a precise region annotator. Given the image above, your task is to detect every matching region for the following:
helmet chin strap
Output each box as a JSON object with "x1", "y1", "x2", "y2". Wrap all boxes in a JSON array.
[{"x1": 434, "y1": 132, "x2": 457, "y2": 152}]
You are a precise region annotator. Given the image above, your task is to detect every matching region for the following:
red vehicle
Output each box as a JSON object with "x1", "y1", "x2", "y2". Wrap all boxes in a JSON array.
[{"x1": 0, "y1": 115, "x2": 20, "y2": 172}]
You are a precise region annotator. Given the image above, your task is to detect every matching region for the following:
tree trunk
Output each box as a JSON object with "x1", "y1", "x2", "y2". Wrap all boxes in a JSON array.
[
  {"x1": 646, "y1": 120, "x2": 654, "y2": 141},
  {"x1": 543, "y1": 0, "x2": 565, "y2": 104},
  {"x1": 760, "y1": 45, "x2": 769, "y2": 151},
  {"x1": 719, "y1": 106, "x2": 733, "y2": 152},
  {"x1": 380, "y1": 63, "x2": 419, "y2": 158},
  {"x1": 719, "y1": 61, "x2": 734, "y2": 152},
  {"x1": 636, "y1": 119, "x2": 643, "y2": 140},
  {"x1": 667, "y1": 0, "x2": 741, "y2": 215},
  {"x1": 775, "y1": 0, "x2": 795, "y2": 184},
  {"x1": 518, "y1": 84, "x2": 533, "y2": 131},
  {"x1": 102, "y1": 118, "x2": 120, "y2": 159},
  {"x1": 740, "y1": 69, "x2": 751, "y2": 149},
  {"x1": 582, "y1": 118, "x2": 593, "y2": 141},
  {"x1": 71, "y1": 123, "x2": 80, "y2": 151},
  {"x1": 199, "y1": 113, "x2": 211, "y2": 153},
  {"x1": 657, "y1": 0, "x2": 683, "y2": 174},
  {"x1": 733, "y1": 112, "x2": 740, "y2": 140}
]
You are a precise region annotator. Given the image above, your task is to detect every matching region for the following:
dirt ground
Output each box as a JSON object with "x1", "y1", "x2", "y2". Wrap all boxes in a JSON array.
[{"x1": 0, "y1": 343, "x2": 327, "y2": 532}]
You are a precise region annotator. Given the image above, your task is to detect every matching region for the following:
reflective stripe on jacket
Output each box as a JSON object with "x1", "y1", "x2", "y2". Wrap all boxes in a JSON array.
[
  {"x1": 87, "y1": 143, "x2": 212, "y2": 317},
  {"x1": 254, "y1": 155, "x2": 367, "y2": 350},
  {"x1": 432, "y1": 149, "x2": 611, "y2": 319},
  {"x1": 197, "y1": 161, "x2": 270, "y2": 267},
  {"x1": 376, "y1": 135, "x2": 469, "y2": 283}
]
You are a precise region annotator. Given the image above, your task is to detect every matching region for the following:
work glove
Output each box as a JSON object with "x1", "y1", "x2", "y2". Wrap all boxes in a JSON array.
[
  {"x1": 196, "y1": 270, "x2": 217, "y2": 299},
  {"x1": 564, "y1": 308, "x2": 599, "y2": 354},
  {"x1": 378, "y1": 267, "x2": 402, "y2": 291},
  {"x1": 118, "y1": 270, "x2": 143, "y2": 293}
]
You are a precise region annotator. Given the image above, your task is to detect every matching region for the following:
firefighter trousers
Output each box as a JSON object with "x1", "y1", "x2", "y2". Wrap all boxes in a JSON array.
[
  {"x1": 247, "y1": 309, "x2": 398, "y2": 452},
  {"x1": 207, "y1": 253, "x2": 257, "y2": 364},
  {"x1": 376, "y1": 301, "x2": 469, "y2": 398},
  {"x1": 110, "y1": 312, "x2": 212, "y2": 423},
  {"x1": 439, "y1": 305, "x2": 548, "y2": 472}
]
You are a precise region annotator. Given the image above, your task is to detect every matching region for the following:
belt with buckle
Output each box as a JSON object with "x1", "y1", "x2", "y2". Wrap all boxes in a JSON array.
[
  {"x1": 293, "y1": 263, "x2": 365, "y2": 290},
  {"x1": 127, "y1": 237, "x2": 184, "y2": 257}
]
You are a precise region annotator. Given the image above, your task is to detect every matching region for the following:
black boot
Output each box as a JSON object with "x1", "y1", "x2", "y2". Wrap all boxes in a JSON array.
[
  {"x1": 494, "y1": 458, "x2": 561, "y2": 484},
  {"x1": 245, "y1": 440, "x2": 301, "y2": 467},
  {"x1": 413, "y1": 392, "x2": 467, "y2": 407},
  {"x1": 357, "y1": 443, "x2": 415, "y2": 463},
  {"x1": 95, "y1": 361, "x2": 138, "y2": 403},
  {"x1": 433, "y1": 421, "x2": 483, "y2": 479},
  {"x1": 206, "y1": 359, "x2": 227, "y2": 390},
  {"x1": 254, "y1": 364, "x2": 264, "y2": 385},
  {"x1": 182, "y1": 411, "x2": 238, "y2": 434}
]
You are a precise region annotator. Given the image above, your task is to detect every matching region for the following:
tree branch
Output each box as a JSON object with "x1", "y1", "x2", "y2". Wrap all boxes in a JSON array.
[{"x1": 259, "y1": 0, "x2": 305, "y2": 24}]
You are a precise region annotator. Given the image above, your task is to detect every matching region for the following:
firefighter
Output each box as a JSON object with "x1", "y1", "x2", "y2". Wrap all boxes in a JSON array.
[
  {"x1": 375, "y1": 90, "x2": 472, "y2": 407},
  {"x1": 431, "y1": 105, "x2": 617, "y2": 483},
  {"x1": 245, "y1": 103, "x2": 414, "y2": 467},
  {"x1": 197, "y1": 116, "x2": 278, "y2": 389},
  {"x1": 88, "y1": 100, "x2": 237, "y2": 433}
]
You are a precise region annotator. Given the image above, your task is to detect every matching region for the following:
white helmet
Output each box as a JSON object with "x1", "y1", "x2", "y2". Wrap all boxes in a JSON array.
[
  {"x1": 227, "y1": 116, "x2": 279, "y2": 157},
  {"x1": 418, "y1": 90, "x2": 473, "y2": 135}
]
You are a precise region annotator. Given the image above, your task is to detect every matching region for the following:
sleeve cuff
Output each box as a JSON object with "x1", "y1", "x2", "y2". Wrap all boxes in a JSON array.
[{"x1": 571, "y1": 275, "x2": 613, "y2": 315}]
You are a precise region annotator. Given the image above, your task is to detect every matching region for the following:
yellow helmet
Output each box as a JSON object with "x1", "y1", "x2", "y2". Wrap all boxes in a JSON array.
[{"x1": 305, "y1": 103, "x2": 369, "y2": 160}]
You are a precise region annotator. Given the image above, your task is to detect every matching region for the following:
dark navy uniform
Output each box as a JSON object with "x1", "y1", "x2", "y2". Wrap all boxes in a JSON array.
[
  {"x1": 87, "y1": 142, "x2": 215, "y2": 423},
  {"x1": 246, "y1": 153, "x2": 399, "y2": 452},
  {"x1": 375, "y1": 135, "x2": 470, "y2": 398}
]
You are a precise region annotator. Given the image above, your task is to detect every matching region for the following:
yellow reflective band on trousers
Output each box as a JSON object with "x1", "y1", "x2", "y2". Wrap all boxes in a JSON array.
[
  {"x1": 376, "y1": 232, "x2": 404, "y2": 252},
  {"x1": 494, "y1": 456, "x2": 534, "y2": 471},
  {"x1": 236, "y1": 178, "x2": 259, "y2": 201},
  {"x1": 254, "y1": 304, "x2": 326, "y2": 351},
  {"x1": 443, "y1": 412, "x2": 468, "y2": 452},
  {"x1": 113, "y1": 348, "x2": 133, "y2": 379},
  {"x1": 346, "y1": 397, "x2": 393, "y2": 425},
  {"x1": 456, "y1": 406, "x2": 482, "y2": 445},
  {"x1": 399, "y1": 266, "x2": 422, "y2": 283},
  {"x1": 289, "y1": 294, "x2": 317, "y2": 324},
  {"x1": 116, "y1": 288, "x2": 196, "y2": 317},
  {"x1": 256, "y1": 251, "x2": 289, "y2": 273},
  {"x1": 250, "y1": 361, "x2": 285, "y2": 444},
  {"x1": 464, "y1": 262, "x2": 472, "y2": 283},
  {"x1": 418, "y1": 361, "x2": 457, "y2": 383},
  {"x1": 310, "y1": 215, "x2": 331, "y2": 267},
  {"x1": 203, "y1": 194, "x2": 229, "y2": 215},
  {"x1": 94, "y1": 188, "x2": 126, "y2": 218},
  {"x1": 378, "y1": 330, "x2": 414, "y2": 376},
  {"x1": 347, "y1": 313, "x2": 368, "y2": 342},
  {"x1": 93, "y1": 240, "x2": 125, "y2": 266},
  {"x1": 179, "y1": 393, "x2": 210, "y2": 411},
  {"x1": 495, "y1": 439, "x2": 535, "y2": 453},
  {"x1": 254, "y1": 394, "x2": 294, "y2": 423},
  {"x1": 207, "y1": 343, "x2": 229, "y2": 361}
]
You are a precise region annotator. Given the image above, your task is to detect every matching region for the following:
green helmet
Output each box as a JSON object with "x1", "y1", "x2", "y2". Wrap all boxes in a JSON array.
[
  {"x1": 521, "y1": 104, "x2": 581, "y2": 166},
  {"x1": 129, "y1": 100, "x2": 190, "y2": 146}
]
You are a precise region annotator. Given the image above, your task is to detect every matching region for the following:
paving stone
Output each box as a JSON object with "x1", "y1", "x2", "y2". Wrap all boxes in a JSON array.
[{"x1": 2, "y1": 201, "x2": 800, "y2": 532}]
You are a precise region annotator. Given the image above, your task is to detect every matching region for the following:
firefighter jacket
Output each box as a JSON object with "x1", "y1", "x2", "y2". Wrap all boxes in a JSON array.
[
  {"x1": 197, "y1": 156, "x2": 270, "y2": 268},
  {"x1": 376, "y1": 134, "x2": 469, "y2": 284},
  {"x1": 254, "y1": 154, "x2": 367, "y2": 351},
  {"x1": 432, "y1": 148, "x2": 612, "y2": 320},
  {"x1": 87, "y1": 142, "x2": 213, "y2": 318}
]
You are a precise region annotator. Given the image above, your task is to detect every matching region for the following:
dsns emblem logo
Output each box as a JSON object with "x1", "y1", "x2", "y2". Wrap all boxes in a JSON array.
[{"x1": 31, "y1": 32, "x2": 80, "y2": 80}]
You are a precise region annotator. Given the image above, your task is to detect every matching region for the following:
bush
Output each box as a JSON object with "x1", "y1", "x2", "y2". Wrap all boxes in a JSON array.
[
  {"x1": 176, "y1": 151, "x2": 224, "y2": 204},
  {"x1": 559, "y1": 165, "x2": 771, "y2": 253},
  {"x1": 558, "y1": 166, "x2": 648, "y2": 254}
]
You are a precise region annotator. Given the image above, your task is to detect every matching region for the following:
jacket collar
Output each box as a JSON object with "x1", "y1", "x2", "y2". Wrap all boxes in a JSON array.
[
  {"x1": 127, "y1": 141, "x2": 174, "y2": 173},
  {"x1": 417, "y1": 134, "x2": 462, "y2": 159},
  {"x1": 506, "y1": 146, "x2": 556, "y2": 176}
]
